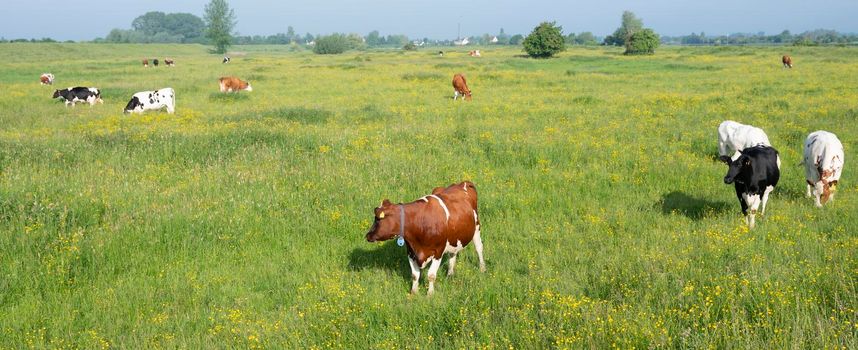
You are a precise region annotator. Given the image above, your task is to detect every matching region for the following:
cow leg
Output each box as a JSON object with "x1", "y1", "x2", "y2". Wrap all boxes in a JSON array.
[
  {"x1": 473, "y1": 225, "x2": 486, "y2": 272},
  {"x1": 426, "y1": 257, "x2": 443, "y2": 296},
  {"x1": 761, "y1": 186, "x2": 774, "y2": 215},
  {"x1": 742, "y1": 193, "x2": 761, "y2": 229},
  {"x1": 447, "y1": 253, "x2": 457, "y2": 276},
  {"x1": 813, "y1": 182, "x2": 824, "y2": 208},
  {"x1": 806, "y1": 183, "x2": 813, "y2": 198},
  {"x1": 454, "y1": 91, "x2": 459, "y2": 100},
  {"x1": 408, "y1": 257, "x2": 421, "y2": 295}
]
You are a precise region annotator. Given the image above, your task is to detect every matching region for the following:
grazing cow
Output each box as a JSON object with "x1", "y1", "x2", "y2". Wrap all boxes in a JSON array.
[
  {"x1": 123, "y1": 88, "x2": 175, "y2": 114},
  {"x1": 452, "y1": 73, "x2": 472, "y2": 101},
  {"x1": 222, "y1": 56, "x2": 231, "y2": 64},
  {"x1": 468, "y1": 50, "x2": 481, "y2": 57},
  {"x1": 153, "y1": 59, "x2": 159, "y2": 67},
  {"x1": 164, "y1": 58, "x2": 175, "y2": 67},
  {"x1": 438, "y1": 51, "x2": 444, "y2": 56},
  {"x1": 724, "y1": 146, "x2": 781, "y2": 229},
  {"x1": 40, "y1": 73, "x2": 54, "y2": 85},
  {"x1": 52, "y1": 87, "x2": 103, "y2": 107},
  {"x1": 802, "y1": 131, "x2": 844, "y2": 207},
  {"x1": 782, "y1": 55, "x2": 793, "y2": 68},
  {"x1": 218, "y1": 76, "x2": 252, "y2": 92},
  {"x1": 365, "y1": 181, "x2": 485, "y2": 295},
  {"x1": 717, "y1": 120, "x2": 772, "y2": 163},
  {"x1": 143, "y1": 59, "x2": 149, "y2": 67}
]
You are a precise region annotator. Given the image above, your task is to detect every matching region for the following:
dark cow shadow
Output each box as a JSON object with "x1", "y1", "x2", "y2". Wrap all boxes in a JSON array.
[
  {"x1": 660, "y1": 191, "x2": 732, "y2": 220},
  {"x1": 348, "y1": 241, "x2": 411, "y2": 282}
]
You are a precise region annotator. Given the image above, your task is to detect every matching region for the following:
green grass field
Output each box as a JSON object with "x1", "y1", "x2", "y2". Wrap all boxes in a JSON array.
[{"x1": 0, "y1": 43, "x2": 856, "y2": 349}]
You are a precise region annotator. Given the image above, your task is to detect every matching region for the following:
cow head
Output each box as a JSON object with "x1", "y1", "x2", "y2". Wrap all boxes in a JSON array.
[
  {"x1": 464, "y1": 90, "x2": 472, "y2": 101},
  {"x1": 244, "y1": 83, "x2": 253, "y2": 92},
  {"x1": 123, "y1": 96, "x2": 142, "y2": 114},
  {"x1": 52, "y1": 90, "x2": 61, "y2": 99},
  {"x1": 365, "y1": 199, "x2": 399, "y2": 242},
  {"x1": 724, "y1": 154, "x2": 751, "y2": 184}
]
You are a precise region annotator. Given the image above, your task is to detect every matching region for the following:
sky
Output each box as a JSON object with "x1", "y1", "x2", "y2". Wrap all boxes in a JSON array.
[{"x1": 1, "y1": 0, "x2": 856, "y2": 41}]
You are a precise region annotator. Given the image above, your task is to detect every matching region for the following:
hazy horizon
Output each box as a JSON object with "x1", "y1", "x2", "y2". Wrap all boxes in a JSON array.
[{"x1": 2, "y1": 0, "x2": 857, "y2": 41}]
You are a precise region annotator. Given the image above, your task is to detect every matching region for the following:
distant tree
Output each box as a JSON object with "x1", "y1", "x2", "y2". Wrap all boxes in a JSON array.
[
  {"x1": 565, "y1": 33, "x2": 577, "y2": 45},
  {"x1": 314, "y1": 33, "x2": 350, "y2": 54},
  {"x1": 303, "y1": 33, "x2": 314, "y2": 44},
  {"x1": 575, "y1": 32, "x2": 597, "y2": 45},
  {"x1": 499, "y1": 28, "x2": 511, "y2": 44},
  {"x1": 204, "y1": 0, "x2": 236, "y2": 54},
  {"x1": 606, "y1": 10, "x2": 643, "y2": 46},
  {"x1": 624, "y1": 28, "x2": 659, "y2": 55},
  {"x1": 366, "y1": 30, "x2": 381, "y2": 46},
  {"x1": 509, "y1": 34, "x2": 524, "y2": 45},
  {"x1": 132, "y1": 12, "x2": 168, "y2": 35},
  {"x1": 403, "y1": 42, "x2": 417, "y2": 51},
  {"x1": 385, "y1": 34, "x2": 408, "y2": 47},
  {"x1": 522, "y1": 22, "x2": 565, "y2": 58},
  {"x1": 286, "y1": 26, "x2": 296, "y2": 43}
]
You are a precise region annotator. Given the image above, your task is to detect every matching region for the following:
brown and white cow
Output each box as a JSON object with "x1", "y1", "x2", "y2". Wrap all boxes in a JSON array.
[
  {"x1": 142, "y1": 59, "x2": 149, "y2": 67},
  {"x1": 40, "y1": 73, "x2": 54, "y2": 85},
  {"x1": 452, "y1": 73, "x2": 472, "y2": 101},
  {"x1": 365, "y1": 181, "x2": 485, "y2": 295},
  {"x1": 468, "y1": 50, "x2": 481, "y2": 57},
  {"x1": 164, "y1": 58, "x2": 175, "y2": 67},
  {"x1": 803, "y1": 131, "x2": 844, "y2": 207},
  {"x1": 218, "y1": 76, "x2": 253, "y2": 92},
  {"x1": 782, "y1": 55, "x2": 793, "y2": 68}
]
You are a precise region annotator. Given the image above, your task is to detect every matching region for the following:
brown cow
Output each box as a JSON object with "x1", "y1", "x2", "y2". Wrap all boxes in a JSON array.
[
  {"x1": 218, "y1": 76, "x2": 253, "y2": 92},
  {"x1": 782, "y1": 55, "x2": 793, "y2": 68},
  {"x1": 40, "y1": 73, "x2": 54, "y2": 85},
  {"x1": 142, "y1": 59, "x2": 149, "y2": 67},
  {"x1": 452, "y1": 73, "x2": 472, "y2": 101},
  {"x1": 468, "y1": 50, "x2": 481, "y2": 57},
  {"x1": 164, "y1": 58, "x2": 175, "y2": 67},
  {"x1": 365, "y1": 181, "x2": 485, "y2": 295}
]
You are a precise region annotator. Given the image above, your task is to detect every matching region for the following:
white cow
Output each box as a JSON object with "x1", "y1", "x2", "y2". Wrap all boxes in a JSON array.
[
  {"x1": 123, "y1": 88, "x2": 175, "y2": 114},
  {"x1": 717, "y1": 120, "x2": 772, "y2": 163},
  {"x1": 803, "y1": 131, "x2": 844, "y2": 207}
]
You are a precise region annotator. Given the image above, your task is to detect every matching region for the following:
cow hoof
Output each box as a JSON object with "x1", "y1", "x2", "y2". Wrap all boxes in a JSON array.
[{"x1": 480, "y1": 266, "x2": 486, "y2": 273}]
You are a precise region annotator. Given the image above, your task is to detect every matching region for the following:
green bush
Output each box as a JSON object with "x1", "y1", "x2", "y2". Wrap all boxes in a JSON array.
[
  {"x1": 624, "y1": 28, "x2": 660, "y2": 55},
  {"x1": 403, "y1": 42, "x2": 417, "y2": 51},
  {"x1": 522, "y1": 22, "x2": 565, "y2": 58},
  {"x1": 314, "y1": 34, "x2": 351, "y2": 54}
]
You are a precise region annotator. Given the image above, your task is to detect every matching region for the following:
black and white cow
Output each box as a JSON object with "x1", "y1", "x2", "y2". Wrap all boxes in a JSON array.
[
  {"x1": 222, "y1": 56, "x2": 230, "y2": 64},
  {"x1": 723, "y1": 145, "x2": 781, "y2": 229},
  {"x1": 123, "y1": 88, "x2": 175, "y2": 114},
  {"x1": 52, "y1": 87, "x2": 103, "y2": 107}
]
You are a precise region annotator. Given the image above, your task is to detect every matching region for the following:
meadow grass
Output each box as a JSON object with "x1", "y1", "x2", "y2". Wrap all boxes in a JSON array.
[{"x1": 0, "y1": 43, "x2": 856, "y2": 349}]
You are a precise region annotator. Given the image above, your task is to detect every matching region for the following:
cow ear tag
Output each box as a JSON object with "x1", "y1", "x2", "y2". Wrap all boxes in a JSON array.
[
  {"x1": 378, "y1": 212, "x2": 385, "y2": 219},
  {"x1": 396, "y1": 236, "x2": 405, "y2": 247}
]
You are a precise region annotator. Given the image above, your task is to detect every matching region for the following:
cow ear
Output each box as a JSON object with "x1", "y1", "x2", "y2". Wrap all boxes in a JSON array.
[
  {"x1": 381, "y1": 199, "x2": 392, "y2": 207},
  {"x1": 742, "y1": 156, "x2": 751, "y2": 166}
]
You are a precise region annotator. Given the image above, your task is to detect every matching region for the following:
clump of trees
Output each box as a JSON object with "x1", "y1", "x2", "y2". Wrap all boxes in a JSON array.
[
  {"x1": 603, "y1": 11, "x2": 642, "y2": 46},
  {"x1": 624, "y1": 29, "x2": 660, "y2": 55},
  {"x1": 204, "y1": 0, "x2": 236, "y2": 54},
  {"x1": 522, "y1": 22, "x2": 566, "y2": 58},
  {"x1": 101, "y1": 12, "x2": 205, "y2": 43},
  {"x1": 565, "y1": 32, "x2": 598, "y2": 45},
  {"x1": 313, "y1": 33, "x2": 364, "y2": 54},
  {"x1": 661, "y1": 29, "x2": 858, "y2": 46},
  {"x1": 601, "y1": 11, "x2": 660, "y2": 55}
]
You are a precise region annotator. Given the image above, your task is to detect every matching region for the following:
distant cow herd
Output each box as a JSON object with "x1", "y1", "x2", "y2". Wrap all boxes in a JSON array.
[{"x1": 37, "y1": 52, "x2": 843, "y2": 295}]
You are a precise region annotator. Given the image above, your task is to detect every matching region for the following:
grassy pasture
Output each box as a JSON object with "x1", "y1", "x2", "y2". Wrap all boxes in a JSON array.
[{"x1": 0, "y1": 43, "x2": 856, "y2": 348}]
